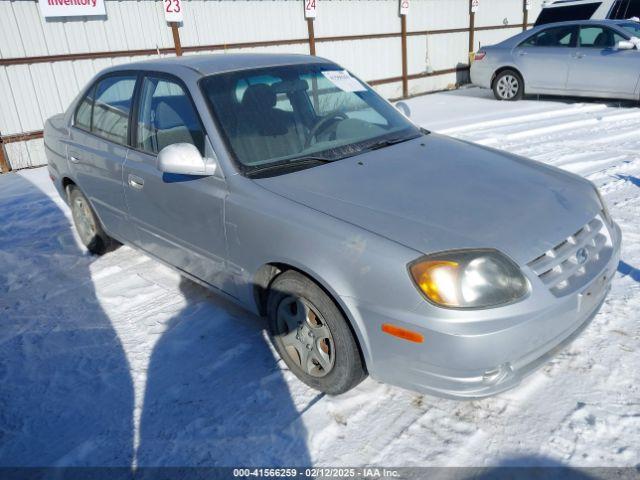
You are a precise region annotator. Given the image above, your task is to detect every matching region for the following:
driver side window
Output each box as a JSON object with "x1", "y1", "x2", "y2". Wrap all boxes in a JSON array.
[{"x1": 579, "y1": 26, "x2": 626, "y2": 48}]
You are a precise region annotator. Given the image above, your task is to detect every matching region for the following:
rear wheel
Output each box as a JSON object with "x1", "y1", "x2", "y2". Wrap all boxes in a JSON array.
[
  {"x1": 68, "y1": 186, "x2": 114, "y2": 255},
  {"x1": 493, "y1": 70, "x2": 523, "y2": 101},
  {"x1": 267, "y1": 271, "x2": 366, "y2": 395}
]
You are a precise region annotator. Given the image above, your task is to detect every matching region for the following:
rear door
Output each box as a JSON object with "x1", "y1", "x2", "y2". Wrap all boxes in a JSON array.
[
  {"x1": 68, "y1": 74, "x2": 137, "y2": 241},
  {"x1": 514, "y1": 25, "x2": 579, "y2": 92},
  {"x1": 567, "y1": 25, "x2": 639, "y2": 96},
  {"x1": 123, "y1": 73, "x2": 230, "y2": 290}
]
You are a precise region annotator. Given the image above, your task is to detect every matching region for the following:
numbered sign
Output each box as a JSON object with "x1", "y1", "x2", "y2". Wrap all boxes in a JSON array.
[
  {"x1": 399, "y1": 0, "x2": 410, "y2": 16},
  {"x1": 164, "y1": 0, "x2": 183, "y2": 22},
  {"x1": 304, "y1": 0, "x2": 317, "y2": 19},
  {"x1": 471, "y1": 0, "x2": 479, "y2": 13},
  {"x1": 525, "y1": 0, "x2": 531, "y2": 10}
]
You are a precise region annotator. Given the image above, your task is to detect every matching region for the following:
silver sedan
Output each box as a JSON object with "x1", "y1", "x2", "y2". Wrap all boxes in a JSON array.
[
  {"x1": 45, "y1": 54, "x2": 621, "y2": 398},
  {"x1": 471, "y1": 19, "x2": 640, "y2": 101}
]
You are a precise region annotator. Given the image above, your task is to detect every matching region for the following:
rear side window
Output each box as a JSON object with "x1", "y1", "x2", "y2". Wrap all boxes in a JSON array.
[
  {"x1": 535, "y1": 3, "x2": 601, "y2": 25},
  {"x1": 609, "y1": 0, "x2": 640, "y2": 18},
  {"x1": 91, "y1": 75, "x2": 137, "y2": 145},
  {"x1": 521, "y1": 25, "x2": 578, "y2": 47},
  {"x1": 74, "y1": 87, "x2": 94, "y2": 131},
  {"x1": 135, "y1": 76, "x2": 205, "y2": 155},
  {"x1": 579, "y1": 26, "x2": 626, "y2": 47}
]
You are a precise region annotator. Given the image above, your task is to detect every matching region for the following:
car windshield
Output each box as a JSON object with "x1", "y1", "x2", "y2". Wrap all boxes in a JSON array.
[
  {"x1": 617, "y1": 22, "x2": 640, "y2": 36},
  {"x1": 200, "y1": 63, "x2": 421, "y2": 176}
]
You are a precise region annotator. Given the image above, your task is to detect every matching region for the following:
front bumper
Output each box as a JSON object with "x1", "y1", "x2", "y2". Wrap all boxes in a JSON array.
[{"x1": 345, "y1": 222, "x2": 622, "y2": 399}]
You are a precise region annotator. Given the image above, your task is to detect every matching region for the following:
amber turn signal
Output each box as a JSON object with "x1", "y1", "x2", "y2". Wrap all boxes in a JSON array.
[{"x1": 381, "y1": 323, "x2": 424, "y2": 343}]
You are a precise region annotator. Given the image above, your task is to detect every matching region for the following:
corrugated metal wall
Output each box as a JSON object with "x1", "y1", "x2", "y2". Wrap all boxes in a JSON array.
[{"x1": 0, "y1": 0, "x2": 541, "y2": 170}]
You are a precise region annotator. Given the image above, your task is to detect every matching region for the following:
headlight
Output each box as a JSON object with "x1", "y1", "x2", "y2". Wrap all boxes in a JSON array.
[
  {"x1": 593, "y1": 184, "x2": 613, "y2": 225},
  {"x1": 409, "y1": 249, "x2": 530, "y2": 309}
]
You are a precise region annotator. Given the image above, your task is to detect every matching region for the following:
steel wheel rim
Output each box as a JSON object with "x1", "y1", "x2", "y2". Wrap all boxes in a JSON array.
[
  {"x1": 497, "y1": 75, "x2": 519, "y2": 99},
  {"x1": 276, "y1": 296, "x2": 335, "y2": 378},
  {"x1": 72, "y1": 196, "x2": 97, "y2": 246}
]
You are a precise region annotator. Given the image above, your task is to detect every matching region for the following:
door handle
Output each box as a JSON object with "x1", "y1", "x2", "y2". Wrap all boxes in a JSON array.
[
  {"x1": 69, "y1": 156, "x2": 80, "y2": 164},
  {"x1": 128, "y1": 174, "x2": 144, "y2": 190},
  {"x1": 572, "y1": 52, "x2": 585, "y2": 59},
  {"x1": 518, "y1": 50, "x2": 527, "y2": 56}
]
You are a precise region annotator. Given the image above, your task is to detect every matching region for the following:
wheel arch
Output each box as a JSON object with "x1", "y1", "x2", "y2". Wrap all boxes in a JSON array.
[
  {"x1": 491, "y1": 66, "x2": 525, "y2": 90},
  {"x1": 253, "y1": 261, "x2": 369, "y2": 373},
  {"x1": 61, "y1": 177, "x2": 77, "y2": 202}
]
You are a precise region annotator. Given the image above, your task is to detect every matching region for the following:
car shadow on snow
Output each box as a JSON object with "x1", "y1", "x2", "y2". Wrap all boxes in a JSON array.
[
  {"x1": 136, "y1": 277, "x2": 312, "y2": 468},
  {"x1": 468, "y1": 455, "x2": 601, "y2": 480},
  {"x1": 0, "y1": 174, "x2": 134, "y2": 468},
  {"x1": 0, "y1": 172, "x2": 311, "y2": 473}
]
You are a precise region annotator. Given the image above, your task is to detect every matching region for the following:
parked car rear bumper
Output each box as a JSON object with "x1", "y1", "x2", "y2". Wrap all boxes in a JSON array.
[
  {"x1": 470, "y1": 61, "x2": 494, "y2": 90},
  {"x1": 344, "y1": 222, "x2": 621, "y2": 399}
]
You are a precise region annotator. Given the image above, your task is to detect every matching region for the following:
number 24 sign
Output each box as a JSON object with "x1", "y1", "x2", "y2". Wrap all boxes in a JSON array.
[
  {"x1": 164, "y1": 0, "x2": 183, "y2": 22},
  {"x1": 304, "y1": 0, "x2": 317, "y2": 19}
]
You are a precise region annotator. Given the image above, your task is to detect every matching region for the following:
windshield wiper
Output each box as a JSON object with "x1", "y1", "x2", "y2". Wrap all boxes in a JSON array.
[
  {"x1": 364, "y1": 134, "x2": 420, "y2": 152},
  {"x1": 246, "y1": 156, "x2": 334, "y2": 178}
]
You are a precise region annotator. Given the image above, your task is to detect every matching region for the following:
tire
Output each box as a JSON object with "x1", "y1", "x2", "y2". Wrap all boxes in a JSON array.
[
  {"x1": 267, "y1": 270, "x2": 366, "y2": 395},
  {"x1": 493, "y1": 69, "x2": 524, "y2": 101},
  {"x1": 68, "y1": 185, "x2": 114, "y2": 255}
]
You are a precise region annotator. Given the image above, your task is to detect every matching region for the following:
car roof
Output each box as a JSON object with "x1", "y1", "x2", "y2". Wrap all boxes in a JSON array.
[
  {"x1": 101, "y1": 53, "x2": 334, "y2": 78},
  {"x1": 531, "y1": 18, "x2": 637, "y2": 28}
]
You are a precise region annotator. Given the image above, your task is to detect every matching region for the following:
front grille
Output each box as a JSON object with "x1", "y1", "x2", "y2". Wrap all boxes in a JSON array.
[{"x1": 527, "y1": 213, "x2": 613, "y2": 297}]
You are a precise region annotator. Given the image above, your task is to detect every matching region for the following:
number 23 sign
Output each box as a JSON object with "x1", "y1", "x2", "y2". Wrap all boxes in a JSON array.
[
  {"x1": 164, "y1": 0, "x2": 183, "y2": 22},
  {"x1": 304, "y1": 0, "x2": 317, "y2": 19}
]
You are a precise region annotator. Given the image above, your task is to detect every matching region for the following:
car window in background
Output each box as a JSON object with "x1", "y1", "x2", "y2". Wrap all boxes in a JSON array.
[
  {"x1": 610, "y1": 0, "x2": 640, "y2": 18},
  {"x1": 74, "y1": 86, "x2": 95, "y2": 131},
  {"x1": 617, "y1": 21, "x2": 640, "y2": 36},
  {"x1": 91, "y1": 75, "x2": 137, "y2": 145},
  {"x1": 579, "y1": 26, "x2": 627, "y2": 47},
  {"x1": 201, "y1": 63, "x2": 420, "y2": 173},
  {"x1": 535, "y1": 3, "x2": 601, "y2": 26},
  {"x1": 522, "y1": 26, "x2": 579, "y2": 47},
  {"x1": 136, "y1": 77, "x2": 205, "y2": 155}
]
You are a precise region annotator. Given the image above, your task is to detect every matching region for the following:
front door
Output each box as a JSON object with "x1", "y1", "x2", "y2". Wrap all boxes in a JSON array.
[
  {"x1": 123, "y1": 74, "x2": 230, "y2": 290},
  {"x1": 68, "y1": 74, "x2": 137, "y2": 241},
  {"x1": 567, "y1": 25, "x2": 640, "y2": 96},
  {"x1": 514, "y1": 25, "x2": 579, "y2": 92}
]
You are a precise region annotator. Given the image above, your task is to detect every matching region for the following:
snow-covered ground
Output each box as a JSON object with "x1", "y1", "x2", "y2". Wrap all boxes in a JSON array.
[{"x1": 1, "y1": 87, "x2": 639, "y2": 469}]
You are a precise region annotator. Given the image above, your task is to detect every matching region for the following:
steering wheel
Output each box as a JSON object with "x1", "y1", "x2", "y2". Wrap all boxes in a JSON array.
[{"x1": 304, "y1": 112, "x2": 348, "y2": 149}]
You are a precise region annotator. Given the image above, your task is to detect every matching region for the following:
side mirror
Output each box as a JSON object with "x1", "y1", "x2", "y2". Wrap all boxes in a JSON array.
[
  {"x1": 157, "y1": 143, "x2": 217, "y2": 176},
  {"x1": 616, "y1": 40, "x2": 635, "y2": 50},
  {"x1": 395, "y1": 101, "x2": 411, "y2": 118}
]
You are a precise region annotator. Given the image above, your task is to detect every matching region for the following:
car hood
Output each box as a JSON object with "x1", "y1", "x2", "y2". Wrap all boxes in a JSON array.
[{"x1": 255, "y1": 134, "x2": 600, "y2": 265}]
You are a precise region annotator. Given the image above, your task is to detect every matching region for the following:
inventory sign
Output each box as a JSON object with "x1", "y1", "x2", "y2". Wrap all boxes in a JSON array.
[
  {"x1": 471, "y1": 0, "x2": 479, "y2": 12},
  {"x1": 163, "y1": 0, "x2": 183, "y2": 22},
  {"x1": 38, "y1": 0, "x2": 106, "y2": 17},
  {"x1": 400, "y1": 0, "x2": 409, "y2": 15},
  {"x1": 304, "y1": 0, "x2": 317, "y2": 19}
]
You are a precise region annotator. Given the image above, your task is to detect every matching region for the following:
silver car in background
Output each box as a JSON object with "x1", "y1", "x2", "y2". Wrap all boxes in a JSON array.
[
  {"x1": 471, "y1": 19, "x2": 640, "y2": 101},
  {"x1": 45, "y1": 54, "x2": 621, "y2": 398}
]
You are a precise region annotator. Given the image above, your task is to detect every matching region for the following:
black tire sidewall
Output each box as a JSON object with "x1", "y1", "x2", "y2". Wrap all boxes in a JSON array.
[
  {"x1": 267, "y1": 271, "x2": 365, "y2": 395},
  {"x1": 493, "y1": 70, "x2": 524, "y2": 101}
]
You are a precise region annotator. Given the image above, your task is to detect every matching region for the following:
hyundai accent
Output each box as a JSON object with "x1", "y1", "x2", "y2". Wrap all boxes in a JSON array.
[{"x1": 44, "y1": 54, "x2": 621, "y2": 397}]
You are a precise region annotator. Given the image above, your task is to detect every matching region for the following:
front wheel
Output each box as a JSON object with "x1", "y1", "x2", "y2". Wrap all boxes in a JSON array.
[
  {"x1": 493, "y1": 70, "x2": 524, "y2": 101},
  {"x1": 267, "y1": 271, "x2": 366, "y2": 395},
  {"x1": 68, "y1": 186, "x2": 114, "y2": 255}
]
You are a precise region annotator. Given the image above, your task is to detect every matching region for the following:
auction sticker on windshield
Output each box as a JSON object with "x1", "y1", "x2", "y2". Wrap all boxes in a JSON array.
[{"x1": 322, "y1": 70, "x2": 366, "y2": 92}]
